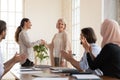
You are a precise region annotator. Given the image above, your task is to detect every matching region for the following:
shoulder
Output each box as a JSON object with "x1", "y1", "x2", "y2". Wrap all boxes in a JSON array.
[
  {"x1": 53, "y1": 33, "x2": 58, "y2": 37},
  {"x1": 19, "y1": 30, "x2": 27, "y2": 36},
  {"x1": 62, "y1": 31, "x2": 68, "y2": 38},
  {"x1": 91, "y1": 43, "x2": 101, "y2": 57},
  {"x1": 52, "y1": 33, "x2": 58, "y2": 40},
  {"x1": 103, "y1": 43, "x2": 119, "y2": 49},
  {"x1": 19, "y1": 30, "x2": 24, "y2": 34},
  {"x1": 101, "y1": 43, "x2": 120, "y2": 56}
]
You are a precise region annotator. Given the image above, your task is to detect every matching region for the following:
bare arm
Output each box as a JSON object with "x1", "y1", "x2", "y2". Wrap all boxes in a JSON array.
[
  {"x1": 20, "y1": 31, "x2": 40, "y2": 48},
  {"x1": 2, "y1": 53, "x2": 26, "y2": 77},
  {"x1": 3, "y1": 57, "x2": 16, "y2": 76},
  {"x1": 45, "y1": 34, "x2": 57, "y2": 66},
  {"x1": 61, "y1": 50, "x2": 83, "y2": 72}
]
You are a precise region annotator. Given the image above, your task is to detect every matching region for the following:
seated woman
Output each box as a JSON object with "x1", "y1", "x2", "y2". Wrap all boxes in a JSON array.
[
  {"x1": 81, "y1": 19, "x2": 120, "y2": 79},
  {"x1": 61, "y1": 27, "x2": 102, "y2": 76}
]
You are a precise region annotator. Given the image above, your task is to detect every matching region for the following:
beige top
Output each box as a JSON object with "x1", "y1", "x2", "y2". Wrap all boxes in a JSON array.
[
  {"x1": 48, "y1": 31, "x2": 71, "y2": 65},
  {"x1": 19, "y1": 29, "x2": 40, "y2": 63}
]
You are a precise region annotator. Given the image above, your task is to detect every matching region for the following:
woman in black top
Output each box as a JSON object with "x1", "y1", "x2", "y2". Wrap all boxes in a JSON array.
[{"x1": 81, "y1": 19, "x2": 120, "y2": 79}]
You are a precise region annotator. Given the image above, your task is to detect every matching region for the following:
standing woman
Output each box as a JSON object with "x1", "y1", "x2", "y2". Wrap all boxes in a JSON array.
[
  {"x1": 47, "y1": 18, "x2": 71, "y2": 67},
  {"x1": 15, "y1": 18, "x2": 41, "y2": 67}
]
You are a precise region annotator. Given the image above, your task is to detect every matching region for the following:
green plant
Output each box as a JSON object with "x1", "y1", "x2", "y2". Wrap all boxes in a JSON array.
[{"x1": 33, "y1": 44, "x2": 49, "y2": 62}]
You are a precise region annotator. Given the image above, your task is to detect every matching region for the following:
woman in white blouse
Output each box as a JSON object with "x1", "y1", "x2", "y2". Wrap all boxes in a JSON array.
[
  {"x1": 47, "y1": 18, "x2": 71, "y2": 67},
  {"x1": 15, "y1": 18, "x2": 41, "y2": 67}
]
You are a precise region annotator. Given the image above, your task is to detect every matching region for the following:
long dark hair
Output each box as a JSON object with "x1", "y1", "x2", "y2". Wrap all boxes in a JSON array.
[
  {"x1": 81, "y1": 27, "x2": 97, "y2": 43},
  {"x1": 15, "y1": 18, "x2": 29, "y2": 43},
  {"x1": 0, "y1": 20, "x2": 6, "y2": 35}
]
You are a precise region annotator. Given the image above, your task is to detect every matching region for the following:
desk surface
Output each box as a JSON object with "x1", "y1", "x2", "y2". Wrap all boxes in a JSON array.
[{"x1": 11, "y1": 64, "x2": 119, "y2": 80}]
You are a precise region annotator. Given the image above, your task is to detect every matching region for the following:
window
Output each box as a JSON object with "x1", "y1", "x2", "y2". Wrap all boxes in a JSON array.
[
  {"x1": 72, "y1": 0, "x2": 80, "y2": 60},
  {"x1": 0, "y1": 0, "x2": 23, "y2": 62}
]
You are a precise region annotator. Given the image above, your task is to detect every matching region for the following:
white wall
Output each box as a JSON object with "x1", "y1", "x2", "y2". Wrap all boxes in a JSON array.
[
  {"x1": 61, "y1": 0, "x2": 72, "y2": 44},
  {"x1": 24, "y1": 0, "x2": 62, "y2": 43},
  {"x1": 80, "y1": 0, "x2": 103, "y2": 45},
  {"x1": 104, "y1": 0, "x2": 117, "y2": 20},
  {"x1": 24, "y1": 0, "x2": 103, "y2": 61},
  {"x1": 80, "y1": 0, "x2": 103, "y2": 56},
  {"x1": 24, "y1": 0, "x2": 103, "y2": 45}
]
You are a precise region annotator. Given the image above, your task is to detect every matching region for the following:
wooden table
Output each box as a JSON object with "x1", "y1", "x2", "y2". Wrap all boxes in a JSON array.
[
  {"x1": 10, "y1": 64, "x2": 119, "y2": 80},
  {"x1": 100, "y1": 76, "x2": 119, "y2": 80}
]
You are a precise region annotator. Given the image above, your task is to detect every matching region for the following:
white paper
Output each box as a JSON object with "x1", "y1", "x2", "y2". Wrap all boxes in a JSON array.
[
  {"x1": 33, "y1": 77, "x2": 69, "y2": 80},
  {"x1": 19, "y1": 71, "x2": 43, "y2": 74},
  {"x1": 20, "y1": 68, "x2": 34, "y2": 71},
  {"x1": 32, "y1": 73, "x2": 60, "y2": 77},
  {"x1": 50, "y1": 67, "x2": 70, "y2": 70},
  {"x1": 72, "y1": 74, "x2": 100, "y2": 79}
]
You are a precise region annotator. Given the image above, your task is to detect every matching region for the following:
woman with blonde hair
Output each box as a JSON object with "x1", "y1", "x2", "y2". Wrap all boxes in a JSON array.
[{"x1": 47, "y1": 18, "x2": 71, "y2": 67}]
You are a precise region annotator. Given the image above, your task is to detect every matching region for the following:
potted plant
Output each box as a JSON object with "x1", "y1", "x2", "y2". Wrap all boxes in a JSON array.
[{"x1": 33, "y1": 44, "x2": 49, "y2": 65}]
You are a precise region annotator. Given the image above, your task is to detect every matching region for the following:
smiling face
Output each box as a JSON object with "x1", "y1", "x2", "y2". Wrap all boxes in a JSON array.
[
  {"x1": 25, "y1": 20, "x2": 32, "y2": 29},
  {"x1": 56, "y1": 19, "x2": 66, "y2": 32}
]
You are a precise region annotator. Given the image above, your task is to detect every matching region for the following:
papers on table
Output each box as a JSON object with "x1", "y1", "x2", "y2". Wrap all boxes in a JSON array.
[
  {"x1": 33, "y1": 77, "x2": 69, "y2": 80},
  {"x1": 72, "y1": 74, "x2": 101, "y2": 80},
  {"x1": 19, "y1": 67, "x2": 43, "y2": 74},
  {"x1": 35, "y1": 65, "x2": 51, "y2": 68},
  {"x1": 19, "y1": 71, "x2": 43, "y2": 74},
  {"x1": 32, "y1": 73, "x2": 60, "y2": 77},
  {"x1": 50, "y1": 67, "x2": 71, "y2": 70}
]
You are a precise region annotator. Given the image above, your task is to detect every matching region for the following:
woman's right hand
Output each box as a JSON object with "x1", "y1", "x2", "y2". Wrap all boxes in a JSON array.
[
  {"x1": 40, "y1": 39, "x2": 46, "y2": 45},
  {"x1": 80, "y1": 36, "x2": 91, "y2": 53}
]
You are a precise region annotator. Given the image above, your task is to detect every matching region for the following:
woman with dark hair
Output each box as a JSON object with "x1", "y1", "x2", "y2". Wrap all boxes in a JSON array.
[
  {"x1": 15, "y1": 18, "x2": 41, "y2": 67},
  {"x1": 61, "y1": 27, "x2": 102, "y2": 76},
  {"x1": 82, "y1": 19, "x2": 120, "y2": 79}
]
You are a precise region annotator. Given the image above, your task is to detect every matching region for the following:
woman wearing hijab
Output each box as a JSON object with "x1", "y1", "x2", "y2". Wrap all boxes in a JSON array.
[{"x1": 81, "y1": 19, "x2": 120, "y2": 79}]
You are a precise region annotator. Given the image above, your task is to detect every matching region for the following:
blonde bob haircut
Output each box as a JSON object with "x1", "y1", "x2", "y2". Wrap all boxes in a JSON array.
[{"x1": 56, "y1": 18, "x2": 66, "y2": 30}]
